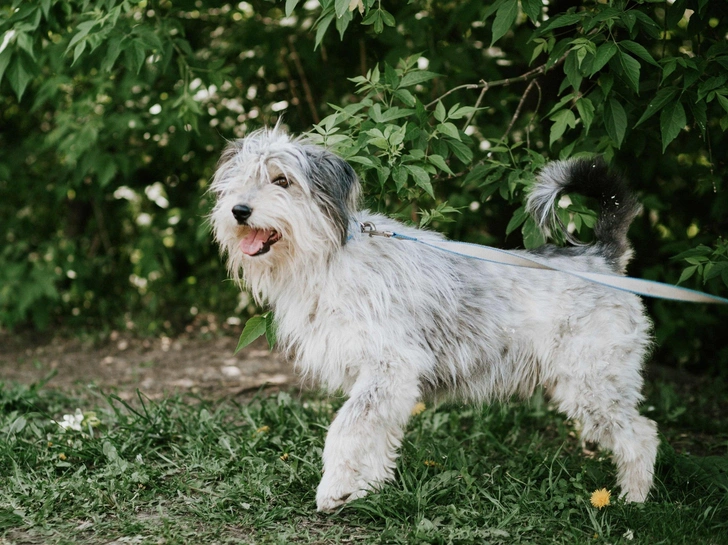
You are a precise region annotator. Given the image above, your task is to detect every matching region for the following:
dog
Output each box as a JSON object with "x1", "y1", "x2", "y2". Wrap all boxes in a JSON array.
[{"x1": 210, "y1": 127, "x2": 658, "y2": 512}]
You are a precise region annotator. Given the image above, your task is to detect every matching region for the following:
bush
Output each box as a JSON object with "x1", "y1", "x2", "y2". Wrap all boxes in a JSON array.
[{"x1": 0, "y1": 0, "x2": 726, "y2": 371}]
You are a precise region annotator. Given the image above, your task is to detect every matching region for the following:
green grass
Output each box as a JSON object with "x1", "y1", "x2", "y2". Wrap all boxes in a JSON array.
[{"x1": 1, "y1": 379, "x2": 727, "y2": 545}]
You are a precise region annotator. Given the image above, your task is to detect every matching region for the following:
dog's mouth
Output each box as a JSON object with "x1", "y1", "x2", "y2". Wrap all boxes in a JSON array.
[{"x1": 239, "y1": 228, "x2": 282, "y2": 257}]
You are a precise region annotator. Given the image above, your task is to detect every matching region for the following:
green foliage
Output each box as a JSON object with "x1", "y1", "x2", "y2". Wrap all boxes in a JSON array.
[{"x1": 0, "y1": 0, "x2": 726, "y2": 371}]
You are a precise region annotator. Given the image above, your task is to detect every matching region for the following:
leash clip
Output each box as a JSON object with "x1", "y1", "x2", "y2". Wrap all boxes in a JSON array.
[{"x1": 360, "y1": 222, "x2": 394, "y2": 238}]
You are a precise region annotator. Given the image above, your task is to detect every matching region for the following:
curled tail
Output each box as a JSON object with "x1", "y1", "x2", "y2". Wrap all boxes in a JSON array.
[{"x1": 526, "y1": 157, "x2": 641, "y2": 273}]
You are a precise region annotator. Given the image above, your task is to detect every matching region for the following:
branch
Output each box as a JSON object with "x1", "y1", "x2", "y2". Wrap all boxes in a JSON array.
[
  {"x1": 288, "y1": 36, "x2": 320, "y2": 124},
  {"x1": 500, "y1": 78, "x2": 538, "y2": 143},
  {"x1": 425, "y1": 53, "x2": 567, "y2": 110}
]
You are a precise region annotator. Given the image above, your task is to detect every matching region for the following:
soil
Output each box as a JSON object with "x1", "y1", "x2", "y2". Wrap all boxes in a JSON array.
[{"x1": 0, "y1": 329, "x2": 297, "y2": 401}]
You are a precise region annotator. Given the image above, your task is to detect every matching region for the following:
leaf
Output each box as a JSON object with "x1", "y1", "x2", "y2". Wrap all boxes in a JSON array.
[
  {"x1": 285, "y1": 0, "x2": 300, "y2": 17},
  {"x1": 634, "y1": 87, "x2": 679, "y2": 127},
  {"x1": 427, "y1": 154, "x2": 453, "y2": 175},
  {"x1": 314, "y1": 12, "x2": 335, "y2": 49},
  {"x1": 677, "y1": 265, "x2": 697, "y2": 284},
  {"x1": 604, "y1": 98, "x2": 627, "y2": 148},
  {"x1": 437, "y1": 122, "x2": 461, "y2": 141},
  {"x1": 0, "y1": 49, "x2": 12, "y2": 86},
  {"x1": 660, "y1": 100, "x2": 686, "y2": 152},
  {"x1": 405, "y1": 165, "x2": 434, "y2": 198},
  {"x1": 7, "y1": 53, "x2": 33, "y2": 101},
  {"x1": 264, "y1": 312, "x2": 277, "y2": 349},
  {"x1": 535, "y1": 12, "x2": 582, "y2": 37},
  {"x1": 619, "y1": 50, "x2": 641, "y2": 94},
  {"x1": 575, "y1": 96, "x2": 595, "y2": 133},
  {"x1": 335, "y1": 0, "x2": 350, "y2": 18},
  {"x1": 521, "y1": 0, "x2": 542, "y2": 23},
  {"x1": 235, "y1": 315, "x2": 268, "y2": 354},
  {"x1": 446, "y1": 139, "x2": 473, "y2": 164},
  {"x1": 399, "y1": 70, "x2": 439, "y2": 88},
  {"x1": 620, "y1": 40, "x2": 659, "y2": 67},
  {"x1": 549, "y1": 109, "x2": 576, "y2": 146},
  {"x1": 590, "y1": 42, "x2": 617, "y2": 76},
  {"x1": 434, "y1": 100, "x2": 446, "y2": 122},
  {"x1": 506, "y1": 206, "x2": 528, "y2": 235},
  {"x1": 490, "y1": 0, "x2": 518, "y2": 46}
]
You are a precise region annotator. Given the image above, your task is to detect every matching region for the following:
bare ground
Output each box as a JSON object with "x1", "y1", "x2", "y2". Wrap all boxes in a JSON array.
[{"x1": 0, "y1": 329, "x2": 296, "y2": 401}]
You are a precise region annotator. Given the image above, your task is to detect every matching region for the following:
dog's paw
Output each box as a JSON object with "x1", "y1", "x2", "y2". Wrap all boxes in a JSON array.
[{"x1": 315, "y1": 469, "x2": 370, "y2": 512}]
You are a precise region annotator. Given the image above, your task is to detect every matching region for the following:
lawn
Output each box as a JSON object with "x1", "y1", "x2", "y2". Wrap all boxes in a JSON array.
[{"x1": 1, "y1": 376, "x2": 727, "y2": 544}]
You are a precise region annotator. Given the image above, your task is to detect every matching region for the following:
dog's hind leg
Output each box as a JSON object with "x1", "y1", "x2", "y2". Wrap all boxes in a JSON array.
[
  {"x1": 315, "y1": 365, "x2": 420, "y2": 512},
  {"x1": 545, "y1": 363, "x2": 659, "y2": 503}
]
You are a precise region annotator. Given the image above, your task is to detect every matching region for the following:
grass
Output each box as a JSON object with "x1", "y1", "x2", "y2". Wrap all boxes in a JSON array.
[{"x1": 1, "y1": 378, "x2": 727, "y2": 545}]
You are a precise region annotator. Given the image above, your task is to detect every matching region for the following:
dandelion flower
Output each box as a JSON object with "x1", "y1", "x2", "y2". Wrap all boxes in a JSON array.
[
  {"x1": 255, "y1": 425, "x2": 270, "y2": 434},
  {"x1": 590, "y1": 488, "x2": 611, "y2": 508},
  {"x1": 411, "y1": 402, "x2": 426, "y2": 416},
  {"x1": 423, "y1": 460, "x2": 437, "y2": 468}
]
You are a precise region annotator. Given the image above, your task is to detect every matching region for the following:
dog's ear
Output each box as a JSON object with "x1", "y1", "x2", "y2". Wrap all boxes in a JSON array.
[
  {"x1": 211, "y1": 139, "x2": 244, "y2": 195},
  {"x1": 304, "y1": 148, "x2": 361, "y2": 244}
]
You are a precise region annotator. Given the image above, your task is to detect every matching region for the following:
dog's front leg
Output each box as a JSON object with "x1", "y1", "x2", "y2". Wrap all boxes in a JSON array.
[{"x1": 316, "y1": 367, "x2": 419, "y2": 512}]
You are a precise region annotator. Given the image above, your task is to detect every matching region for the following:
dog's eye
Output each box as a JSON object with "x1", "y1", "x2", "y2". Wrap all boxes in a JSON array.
[{"x1": 272, "y1": 176, "x2": 290, "y2": 188}]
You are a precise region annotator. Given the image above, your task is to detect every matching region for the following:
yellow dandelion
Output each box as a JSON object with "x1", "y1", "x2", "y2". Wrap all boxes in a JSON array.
[
  {"x1": 423, "y1": 459, "x2": 437, "y2": 468},
  {"x1": 590, "y1": 488, "x2": 611, "y2": 509},
  {"x1": 411, "y1": 402, "x2": 426, "y2": 416},
  {"x1": 280, "y1": 453, "x2": 289, "y2": 461},
  {"x1": 255, "y1": 425, "x2": 270, "y2": 434},
  {"x1": 58, "y1": 453, "x2": 67, "y2": 461}
]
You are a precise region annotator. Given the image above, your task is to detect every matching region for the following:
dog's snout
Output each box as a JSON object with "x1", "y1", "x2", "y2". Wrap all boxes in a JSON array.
[{"x1": 232, "y1": 204, "x2": 252, "y2": 224}]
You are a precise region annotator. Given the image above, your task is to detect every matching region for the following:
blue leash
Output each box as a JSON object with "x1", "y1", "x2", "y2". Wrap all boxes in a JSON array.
[{"x1": 357, "y1": 222, "x2": 728, "y2": 305}]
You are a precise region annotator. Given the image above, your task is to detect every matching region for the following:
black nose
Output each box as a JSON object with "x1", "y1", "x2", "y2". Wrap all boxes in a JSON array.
[{"x1": 232, "y1": 204, "x2": 252, "y2": 224}]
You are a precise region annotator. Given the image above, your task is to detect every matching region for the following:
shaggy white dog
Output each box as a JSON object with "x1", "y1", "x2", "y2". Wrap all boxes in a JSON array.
[{"x1": 210, "y1": 127, "x2": 658, "y2": 511}]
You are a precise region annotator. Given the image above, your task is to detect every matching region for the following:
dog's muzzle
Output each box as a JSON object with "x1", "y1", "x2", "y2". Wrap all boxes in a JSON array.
[{"x1": 232, "y1": 204, "x2": 281, "y2": 257}]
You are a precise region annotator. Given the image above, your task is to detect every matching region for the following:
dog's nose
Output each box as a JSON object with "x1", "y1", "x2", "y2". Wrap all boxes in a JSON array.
[{"x1": 232, "y1": 204, "x2": 252, "y2": 224}]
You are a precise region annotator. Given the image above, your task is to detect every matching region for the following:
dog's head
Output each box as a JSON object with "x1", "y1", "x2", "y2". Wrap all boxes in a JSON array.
[{"x1": 210, "y1": 127, "x2": 360, "y2": 286}]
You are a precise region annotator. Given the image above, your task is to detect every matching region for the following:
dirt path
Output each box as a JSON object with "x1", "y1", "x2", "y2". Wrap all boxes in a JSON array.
[{"x1": 0, "y1": 330, "x2": 296, "y2": 401}]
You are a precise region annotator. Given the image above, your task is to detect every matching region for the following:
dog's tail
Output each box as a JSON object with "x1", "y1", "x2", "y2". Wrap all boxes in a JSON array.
[{"x1": 526, "y1": 157, "x2": 641, "y2": 272}]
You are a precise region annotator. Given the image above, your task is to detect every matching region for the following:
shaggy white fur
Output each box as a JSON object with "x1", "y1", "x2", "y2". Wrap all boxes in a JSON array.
[{"x1": 210, "y1": 127, "x2": 659, "y2": 512}]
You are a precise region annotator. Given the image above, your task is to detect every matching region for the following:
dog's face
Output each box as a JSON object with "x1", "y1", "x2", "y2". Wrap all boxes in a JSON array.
[{"x1": 210, "y1": 128, "x2": 360, "y2": 286}]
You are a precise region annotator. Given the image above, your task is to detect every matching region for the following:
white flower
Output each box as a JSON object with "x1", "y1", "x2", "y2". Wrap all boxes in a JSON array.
[{"x1": 52, "y1": 409, "x2": 84, "y2": 431}]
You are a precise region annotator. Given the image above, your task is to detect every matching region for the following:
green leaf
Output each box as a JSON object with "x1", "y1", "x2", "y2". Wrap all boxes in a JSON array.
[
  {"x1": 264, "y1": 312, "x2": 277, "y2": 349},
  {"x1": 549, "y1": 109, "x2": 576, "y2": 146},
  {"x1": 335, "y1": 0, "x2": 350, "y2": 18},
  {"x1": 535, "y1": 12, "x2": 582, "y2": 37},
  {"x1": 604, "y1": 98, "x2": 627, "y2": 148},
  {"x1": 618, "y1": 50, "x2": 641, "y2": 94},
  {"x1": 490, "y1": 0, "x2": 518, "y2": 46},
  {"x1": 392, "y1": 165, "x2": 408, "y2": 191},
  {"x1": 314, "y1": 12, "x2": 335, "y2": 49},
  {"x1": 285, "y1": 0, "x2": 300, "y2": 17},
  {"x1": 434, "y1": 101, "x2": 446, "y2": 122},
  {"x1": 660, "y1": 100, "x2": 686, "y2": 153},
  {"x1": 506, "y1": 206, "x2": 528, "y2": 235},
  {"x1": 620, "y1": 40, "x2": 659, "y2": 67},
  {"x1": 427, "y1": 154, "x2": 454, "y2": 175},
  {"x1": 399, "y1": 70, "x2": 439, "y2": 88},
  {"x1": 437, "y1": 122, "x2": 461, "y2": 141},
  {"x1": 575, "y1": 96, "x2": 595, "y2": 133},
  {"x1": 590, "y1": 42, "x2": 617, "y2": 76},
  {"x1": 521, "y1": 0, "x2": 543, "y2": 23},
  {"x1": 677, "y1": 265, "x2": 697, "y2": 285},
  {"x1": 634, "y1": 87, "x2": 679, "y2": 127},
  {"x1": 7, "y1": 53, "x2": 33, "y2": 101},
  {"x1": 716, "y1": 93, "x2": 728, "y2": 115},
  {"x1": 0, "y1": 49, "x2": 12, "y2": 86},
  {"x1": 235, "y1": 315, "x2": 267, "y2": 354},
  {"x1": 405, "y1": 165, "x2": 434, "y2": 198},
  {"x1": 446, "y1": 139, "x2": 473, "y2": 164}
]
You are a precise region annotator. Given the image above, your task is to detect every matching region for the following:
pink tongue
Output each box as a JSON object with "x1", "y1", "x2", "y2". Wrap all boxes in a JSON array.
[{"x1": 239, "y1": 229, "x2": 274, "y2": 256}]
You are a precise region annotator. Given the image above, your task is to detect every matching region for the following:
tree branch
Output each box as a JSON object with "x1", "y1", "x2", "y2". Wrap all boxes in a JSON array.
[{"x1": 425, "y1": 53, "x2": 567, "y2": 110}]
